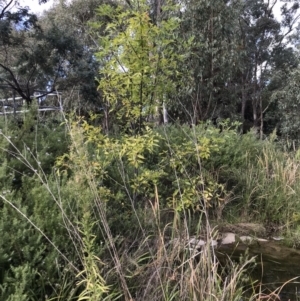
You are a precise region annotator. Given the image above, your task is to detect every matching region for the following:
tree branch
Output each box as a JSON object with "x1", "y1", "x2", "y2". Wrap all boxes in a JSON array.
[{"x1": 0, "y1": 0, "x2": 13, "y2": 20}]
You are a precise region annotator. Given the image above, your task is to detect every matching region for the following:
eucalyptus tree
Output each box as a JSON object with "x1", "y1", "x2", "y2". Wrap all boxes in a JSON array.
[
  {"x1": 268, "y1": 19, "x2": 300, "y2": 141},
  {"x1": 0, "y1": 0, "x2": 102, "y2": 111},
  {"x1": 0, "y1": 0, "x2": 41, "y2": 103},
  {"x1": 38, "y1": 0, "x2": 109, "y2": 113},
  {"x1": 173, "y1": 0, "x2": 299, "y2": 135},
  {"x1": 236, "y1": 0, "x2": 299, "y2": 136},
  {"x1": 173, "y1": 0, "x2": 243, "y2": 124},
  {"x1": 269, "y1": 68, "x2": 300, "y2": 140}
]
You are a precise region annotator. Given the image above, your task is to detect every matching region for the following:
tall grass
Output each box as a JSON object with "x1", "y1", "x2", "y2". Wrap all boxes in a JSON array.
[{"x1": 226, "y1": 144, "x2": 300, "y2": 231}]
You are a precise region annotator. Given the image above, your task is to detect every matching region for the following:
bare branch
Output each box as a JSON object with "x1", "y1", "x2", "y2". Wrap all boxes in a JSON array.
[{"x1": 0, "y1": 0, "x2": 14, "y2": 20}]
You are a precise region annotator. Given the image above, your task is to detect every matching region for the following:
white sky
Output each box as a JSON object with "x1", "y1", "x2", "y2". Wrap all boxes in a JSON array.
[
  {"x1": 21, "y1": 0, "x2": 283, "y2": 18},
  {"x1": 19, "y1": 0, "x2": 55, "y2": 15}
]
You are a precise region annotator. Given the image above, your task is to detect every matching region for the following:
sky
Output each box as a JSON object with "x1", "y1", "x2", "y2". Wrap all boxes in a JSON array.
[
  {"x1": 19, "y1": 0, "x2": 55, "y2": 15},
  {"x1": 21, "y1": 0, "x2": 283, "y2": 18}
]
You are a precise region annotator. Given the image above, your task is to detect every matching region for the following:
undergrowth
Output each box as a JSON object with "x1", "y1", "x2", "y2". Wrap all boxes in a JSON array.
[{"x1": 1, "y1": 112, "x2": 300, "y2": 299}]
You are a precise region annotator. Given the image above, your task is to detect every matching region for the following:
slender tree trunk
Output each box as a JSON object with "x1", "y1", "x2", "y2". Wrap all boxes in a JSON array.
[
  {"x1": 252, "y1": 61, "x2": 259, "y2": 134},
  {"x1": 13, "y1": 89, "x2": 16, "y2": 119},
  {"x1": 241, "y1": 91, "x2": 247, "y2": 133},
  {"x1": 259, "y1": 96, "x2": 263, "y2": 139},
  {"x1": 204, "y1": 7, "x2": 214, "y2": 120},
  {"x1": 163, "y1": 101, "x2": 168, "y2": 124}
]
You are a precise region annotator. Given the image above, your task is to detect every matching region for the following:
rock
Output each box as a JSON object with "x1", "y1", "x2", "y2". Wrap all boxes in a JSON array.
[
  {"x1": 222, "y1": 232, "x2": 236, "y2": 244},
  {"x1": 188, "y1": 238, "x2": 206, "y2": 249},
  {"x1": 239, "y1": 236, "x2": 253, "y2": 243},
  {"x1": 272, "y1": 237, "x2": 284, "y2": 241},
  {"x1": 211, "y1": 240, "x2": 218, "y2": 247},
  {"x1": 187, "y1": 237, "x2": 218, "y2": 249},
  {"x1": 188, "y1": 237, "x2": 199, "y2": 246},
  {"x1": 196, "y1": 240, "x2": 206, "y2": 248},
  {"x1": 256, "y1": 238, "x2": 268, "y2": 242}
]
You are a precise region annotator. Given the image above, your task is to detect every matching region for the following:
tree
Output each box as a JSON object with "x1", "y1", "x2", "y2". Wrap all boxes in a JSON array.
[
  {"x1": 93, "y1": 1, "x2": 184, "y2": 132},
  {"x1": 0, "y1": 0, "x2": 40, "y2": 104},
  {"x1": 0, "y1": 0, "x2": 101, "y2": 110},
  {"x1": 171, "y1": 0, "x2": 244, "y2": 124},
  {"x1": 172, "y1": 0, "x2": 299, "y2": 136},
  {"x1": 236, "y1": 0, "x2": 299, "y2": 136},
  {"x1": 38, "y1": 0, "x2": 108, "y2": 113}
]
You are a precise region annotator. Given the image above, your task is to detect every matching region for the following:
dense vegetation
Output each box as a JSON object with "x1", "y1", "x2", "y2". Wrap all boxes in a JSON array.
[{"x1": 2, "y1": 0, "x2": 300, "y2": 300}]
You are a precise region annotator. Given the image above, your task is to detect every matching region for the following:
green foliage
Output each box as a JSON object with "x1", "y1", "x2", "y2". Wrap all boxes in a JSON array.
[
  {"x1": 54, "y1": 117, "x2": 261, "y2": 300},
  {"x1": 3, "y1": 0, "x2": 300, "y2": 298},
  {"x1": 93, "y1": 0, "x2": 184, "y2": 131},
  {"x1": 204, "y1": 127, "x2": 265, "y2": 171},
  {"x1": 76, "y1": 213, "x2": 111, "y2": 301},
  {"x1": 176, "y1": 0, "x2": 243, "y2": 122},
  {"x1": 0, "y1": 112, "x2": 79, "y2": 301},
  {"x1": 38, "y1": 1, "x2": 103, "y2": 110},
  {"x1": 0, "y1": 0, "x2": 102, "y2": 109},
  {"x1": 236, "y1": 146, "x2": 300, "y2": 224},
  {"x1": 0, "y1": 188, "x2": 72, "y2": 300},
  {"x1": 271, "y1": 68, "x2": 300, "y2": 141},
  {"x1": 59, "y1": 119, "x2": 230, "y2": 226},
  {"x1": 0, "y1": 108, "x2": 69, "y2": 190},
  {"x1": 0, "y1": 263, "x2": 36, "y2": 301},
  {"x1": 3, "y1": 109, "x2": 300, "y2": 299}
]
